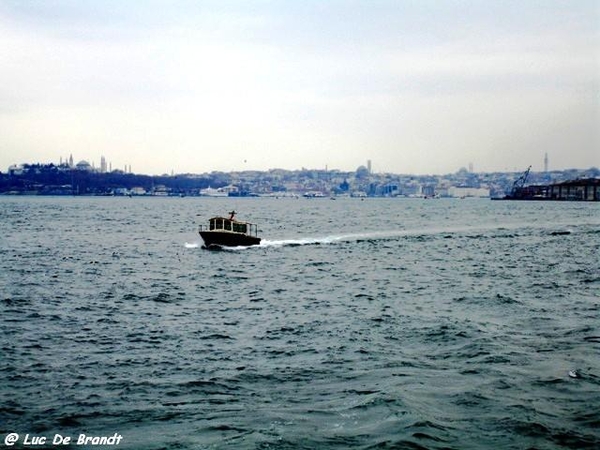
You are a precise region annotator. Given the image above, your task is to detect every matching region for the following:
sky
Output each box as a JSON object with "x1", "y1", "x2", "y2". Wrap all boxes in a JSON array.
[{"x1": 0, "y1": 0, "x2": 598, "y2": 175}]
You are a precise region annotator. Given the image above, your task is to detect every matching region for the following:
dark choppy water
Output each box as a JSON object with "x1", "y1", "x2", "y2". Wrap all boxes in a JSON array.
[{"x1": 1, "y1": 197, "x2": 599, "y2": 449}]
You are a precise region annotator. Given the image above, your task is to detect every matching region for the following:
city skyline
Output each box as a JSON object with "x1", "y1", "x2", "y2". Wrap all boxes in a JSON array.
[
  {"x1": 8, "y1": 151, "x2": 599, "y2": 178},
  {"x1": 1, "y1": 1, "x2": 598, "y2": 176}
]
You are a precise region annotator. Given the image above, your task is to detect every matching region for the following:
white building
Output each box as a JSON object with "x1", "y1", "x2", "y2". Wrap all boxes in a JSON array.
[{"x1": 447, "y1": 186, "x2": 490, "y2": 198}]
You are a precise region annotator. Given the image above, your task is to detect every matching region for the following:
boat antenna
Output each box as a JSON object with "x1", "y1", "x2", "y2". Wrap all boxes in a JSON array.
[{"x1": 228, "y1": 210, "x2": 236, "y2": 220}]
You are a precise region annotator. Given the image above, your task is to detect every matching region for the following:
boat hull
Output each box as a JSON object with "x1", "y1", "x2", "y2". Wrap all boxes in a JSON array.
[{"x1": 199, "y1": 231, "x2": 261, "y2": 248}]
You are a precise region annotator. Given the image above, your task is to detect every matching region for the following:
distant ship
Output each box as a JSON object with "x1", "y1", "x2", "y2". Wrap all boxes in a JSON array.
[
  {"x1": 198, "y1": 211, "x2": 261, "y2": 249},
  {"x1": 199, "y1": 186, "x2": 229, "y2": 197},
  {"x1": 303, "y1": 191, "x2": 325, "y2": 198}
]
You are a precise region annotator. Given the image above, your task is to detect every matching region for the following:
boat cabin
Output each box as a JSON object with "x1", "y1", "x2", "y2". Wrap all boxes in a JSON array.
[
  {"x1": 200, "y1": 212, "x2": 259, "y2": 238},
  {"x1": 209, "y1": 217, "x2": 253, "y2": 234}
]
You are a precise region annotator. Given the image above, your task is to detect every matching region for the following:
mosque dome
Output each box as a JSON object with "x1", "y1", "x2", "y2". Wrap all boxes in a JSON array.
[
  {"x1": 76, "y1": 160, "x2": 92, "y2": 171},
  {"x1": 356, "y1": 165, "x2": 369, "y2": 178}
]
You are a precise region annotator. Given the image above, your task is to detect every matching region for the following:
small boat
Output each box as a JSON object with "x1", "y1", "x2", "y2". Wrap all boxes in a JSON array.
[{"x1": 198, "y1": 211, "x2": 261, "y2": 249}]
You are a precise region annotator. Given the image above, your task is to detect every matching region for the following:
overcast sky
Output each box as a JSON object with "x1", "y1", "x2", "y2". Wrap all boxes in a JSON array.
[{"x1": 1, "y1": 1, "x2": 598, "y2": 175}]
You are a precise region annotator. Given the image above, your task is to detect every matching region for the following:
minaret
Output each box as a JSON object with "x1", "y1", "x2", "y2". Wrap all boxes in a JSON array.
[
  {"x1": 69, "y1": 154, "x2": 74, "y2": 168},
  {"x1": 544, "y1": 153, "x2": 548, "y2": 173}
]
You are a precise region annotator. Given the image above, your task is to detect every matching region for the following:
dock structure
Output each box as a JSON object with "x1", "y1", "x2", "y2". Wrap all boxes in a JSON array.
[
  {"x1": 547, "y1": 179, "x2": 600, "y2": 201},
  {"x1": 504, "y1": 178, "x2": 600, "y2": 201}
]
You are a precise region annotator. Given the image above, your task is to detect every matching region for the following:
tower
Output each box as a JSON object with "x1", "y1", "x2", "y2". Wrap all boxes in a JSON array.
[
  {"x1": 544, "y1": 153, "x2": 548, "y2": 173},
  {"x1": 367, "y1": 159, "x2": 372, "y2": 174}
]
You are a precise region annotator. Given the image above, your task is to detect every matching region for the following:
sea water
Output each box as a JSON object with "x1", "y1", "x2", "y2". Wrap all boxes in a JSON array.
[{"x1": 1, "y1": 196, "x2": 599, "y2": 449}]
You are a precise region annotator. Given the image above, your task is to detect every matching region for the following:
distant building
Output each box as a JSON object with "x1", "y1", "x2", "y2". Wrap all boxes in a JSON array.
[
  {"x1": 381, "y1": 183, "x2": 399, "y2": 196},
  {"x1": 356, "y1": 165, "x2": 369, "y2": 179},
  {"x1": 402, "y1": 182, "x2": 422, "y2": 197},
  {"x1": 448, "y1": 186, "x2": 490, "y2": 198},
  {"x1": 8, "y1": 164, "x2": 24, "y2": 175},
  {"x1": 130, "y1": 187, "x2": 146, "y2": 196},
  {"x1": 76, "y1": 160, "x2": 92, "y2": 171},
  {"x1": 422, "y1": 185, "x2": 436, "y2": 197}
]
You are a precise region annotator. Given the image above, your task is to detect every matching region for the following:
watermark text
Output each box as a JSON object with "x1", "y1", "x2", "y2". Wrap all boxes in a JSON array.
[{"x1": 3, "y1": 433, "x2": 123, "y2": 446}]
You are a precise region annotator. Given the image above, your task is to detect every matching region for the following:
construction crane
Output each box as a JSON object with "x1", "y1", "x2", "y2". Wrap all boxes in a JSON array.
[{"x1": 510, "y1": 166, "x2": 531, "y2": 197}]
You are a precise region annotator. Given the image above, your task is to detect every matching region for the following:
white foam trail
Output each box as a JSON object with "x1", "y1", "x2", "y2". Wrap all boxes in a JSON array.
[
  {"x1": 259, "y1": 239, "x2": 319, "y2": 248},
  {"x1": 257, "y1": 224, "x2": 529, "y2": 249},
  {"x1": 184, "y1": 242, "x2": 200, "y2": 248},
  {"x1": 259, "y1": 234, "x2": 363, "y2": 248}
]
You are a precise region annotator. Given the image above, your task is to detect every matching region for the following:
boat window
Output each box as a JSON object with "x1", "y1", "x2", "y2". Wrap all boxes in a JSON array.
[
  {"x1": 216, "y1": 218, "x2": 223, "y2": 229},
  {"x1": 233, "y1": 223, "x2": 247, "y2": 233},
  {"x1": 224, "y1": 219, "x2": 232, "y2": 231},
  {"x1": 209, "y1": 219, "x2": 215, "y2": 230}
]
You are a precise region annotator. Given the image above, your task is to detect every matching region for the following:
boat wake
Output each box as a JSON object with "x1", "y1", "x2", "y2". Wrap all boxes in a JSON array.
[
  {"x1": 258, "y1": 222, "x2": 589, "y2": 249},
  {"x1": 186, "y1": 221, "x2": 591, "y2": 251},
  {"x1": 259, "y1": 224, "x2": 523, "y2": 248},
  {"x1": 259, "y1": 233, "x2": 383, "y2": 248}
]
